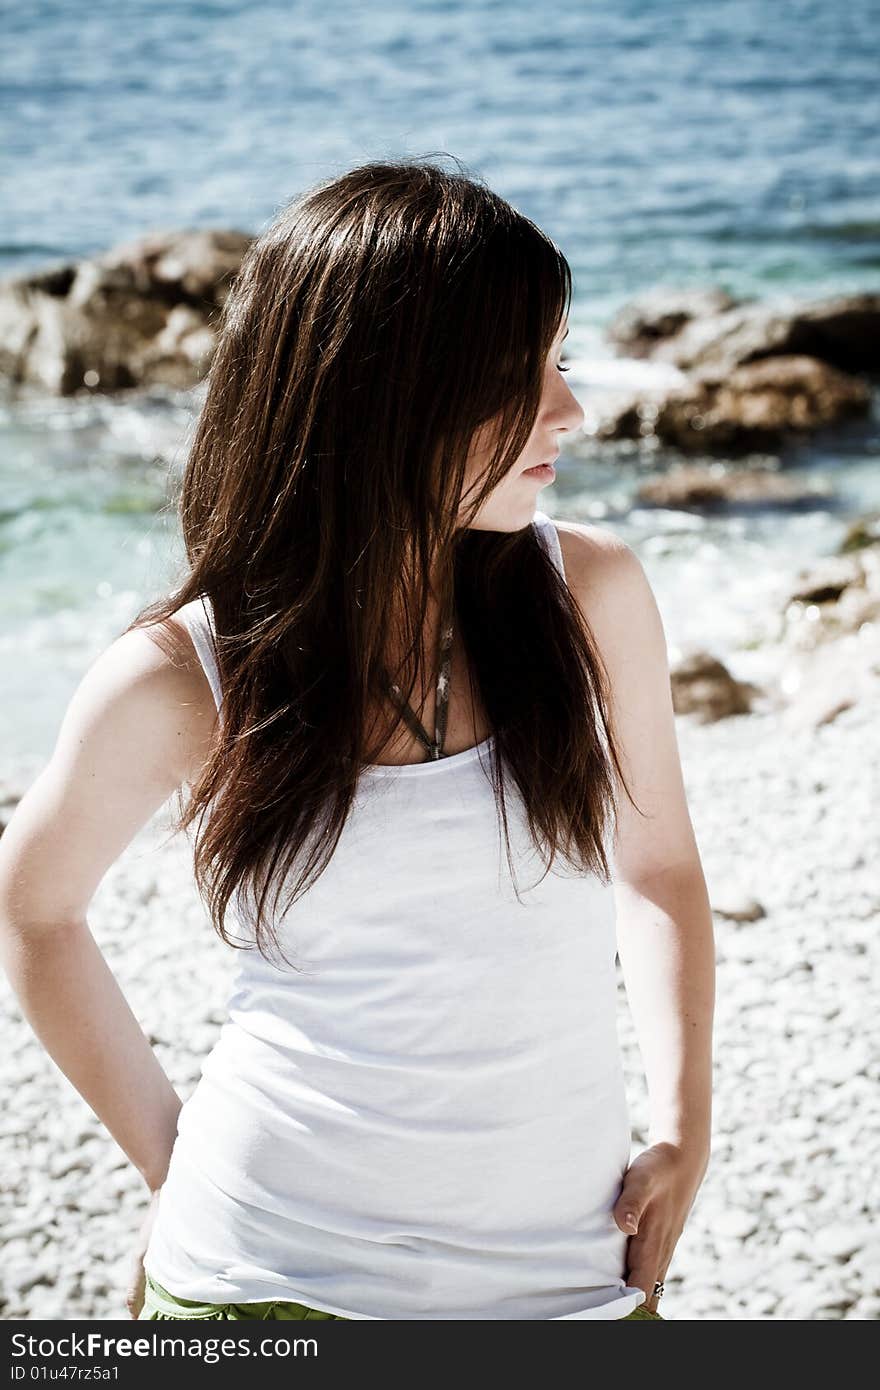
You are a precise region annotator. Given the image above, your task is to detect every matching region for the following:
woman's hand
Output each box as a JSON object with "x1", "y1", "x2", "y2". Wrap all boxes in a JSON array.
[
  {"x1": 125, "y1": 1186, "x2": 163, "y2": 1319},
  {"x1": 612, "y1": 1140, "x2": 710, "y2": 1314}
]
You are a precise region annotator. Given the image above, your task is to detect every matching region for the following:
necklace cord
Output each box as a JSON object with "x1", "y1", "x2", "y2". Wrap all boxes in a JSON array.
[{"x1": 377, "y1": 588, "x2": 456, "y2": 761}]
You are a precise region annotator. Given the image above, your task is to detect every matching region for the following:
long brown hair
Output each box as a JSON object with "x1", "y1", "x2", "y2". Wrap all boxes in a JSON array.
[{"x1": 125, "y1": 156, "x2": 636, "y2": 968}]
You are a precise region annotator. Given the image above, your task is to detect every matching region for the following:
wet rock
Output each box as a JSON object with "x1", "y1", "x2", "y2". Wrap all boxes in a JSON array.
[
  {"x1": 781, "y1": 545, "x2": 880, "y2": 646},
  {"x1": 636, "y1": 290, "x2": 880, "y2": 377},
  {"x1": 670, "y1": 649, "x2": 756, "y2": 722},
  {"x1": 597, "y1": 288, "x2": 879, "y2": 454},
  {"x1": 786, "y1": 554, "x2": 866, "y2": 606},
  {"x1": 599, "y1": 355, "x2": 870, "y2": 453},
  {"x1": 635, "y1": 462, "x2": 831, "y2": 510},
  {"x1": 0, "y1": 228, "x2": 253, "y2": 396},
  {"x1": 604, "y1": 286, "x2": 743, "y2": 358}
]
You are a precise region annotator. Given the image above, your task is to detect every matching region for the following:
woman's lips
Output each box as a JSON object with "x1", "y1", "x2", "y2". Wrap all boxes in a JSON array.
[{"x1": 522, "y1": 461, "x2": 557, "y2": 480}]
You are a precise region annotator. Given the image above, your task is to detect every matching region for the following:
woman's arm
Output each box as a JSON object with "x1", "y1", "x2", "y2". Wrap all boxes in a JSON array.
[
  {"x1": 557, "y1": 521, "x2": 715, "y2": 1154},
  {"x1": 0, "y1": 622, "x2": 210, "y2": 1193},
  {"x1": 556, "y1": 521, "x2": 715, "y2": 1302}
]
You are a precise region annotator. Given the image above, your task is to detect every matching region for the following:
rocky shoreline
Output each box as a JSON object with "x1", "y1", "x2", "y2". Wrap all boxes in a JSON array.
[
  {"x1": 2, "y1": 230, "x2": 878, "y2": 462},
  {"x1": 592, "y1": 285, "x2": 879, "y2": 453}
]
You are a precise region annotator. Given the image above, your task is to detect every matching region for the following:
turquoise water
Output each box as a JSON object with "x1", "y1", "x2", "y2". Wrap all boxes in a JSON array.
[{"x1": 2, "y1": 0, "x2": 879, "y2": 763}]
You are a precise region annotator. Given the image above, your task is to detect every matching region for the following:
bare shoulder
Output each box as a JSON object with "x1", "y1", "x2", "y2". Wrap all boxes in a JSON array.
[
  {"x1": 549, "y1": 518, "x2": 653, "y2": 630},
  {"x1": 73, "y1": 616, "x2": 217, "y2": 783},
  {"x1": 0, "y1": 613, "x2": 217, "y2": 927},
  {"x1": 121, "y1": 611, "x2": 219, "y2": 780},
  {"x1": 107, "y1": 611, "x2": 210, "y2": 703},
  {"x1": 47, "y1": 610, "x2": 216, "y2": 797},
  {"x1": 552, "y1": 516, "x2": 632, "y2": 571},
  {"x1": 545, "y1": 522, "x2": 700, "y2": 885}
]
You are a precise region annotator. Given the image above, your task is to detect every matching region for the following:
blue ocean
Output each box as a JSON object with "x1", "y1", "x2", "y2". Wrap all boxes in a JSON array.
[{"x1": 2, "y1": 0, "x2": 879, "y2": 764}]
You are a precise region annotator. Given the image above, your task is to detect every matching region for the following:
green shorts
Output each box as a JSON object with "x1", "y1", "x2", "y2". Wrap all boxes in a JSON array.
[{"x1": 139, "y1": 1271, "x2": 664, "y2": 1320}]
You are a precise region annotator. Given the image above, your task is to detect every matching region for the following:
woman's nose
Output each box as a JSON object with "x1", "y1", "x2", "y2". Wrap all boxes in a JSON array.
[{"x1": 551, "y1": 374, "x2": 585, "y2": 434}]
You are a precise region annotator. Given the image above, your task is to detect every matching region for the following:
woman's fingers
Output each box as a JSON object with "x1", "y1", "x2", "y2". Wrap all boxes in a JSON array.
[
  {"x1": 612, "y1": 1172, "x2": 652, "y2": 1236},
  {"x1": 626, "y1": 1224, "x2": 668, "y2": 1314},
  {"x1": 125, "y1": 1258, "x2": 146, "y2": 1319},
  {"x1": 125, "y1": 1187, "x2": 162, "y2": 1317}
]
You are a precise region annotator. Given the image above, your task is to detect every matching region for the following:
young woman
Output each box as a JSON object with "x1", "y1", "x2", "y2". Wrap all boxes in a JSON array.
[{"x1": 0, "y1": 158, "x2": 714, "y2": 1322}]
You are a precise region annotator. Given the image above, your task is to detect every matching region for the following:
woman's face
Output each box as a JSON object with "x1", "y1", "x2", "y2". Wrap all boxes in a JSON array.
[{"x1": 460, "y1": 318, "x2": 584, "y2": 532}]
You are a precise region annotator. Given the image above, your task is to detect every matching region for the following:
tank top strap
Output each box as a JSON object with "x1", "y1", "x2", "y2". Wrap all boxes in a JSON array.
[
  {"x1": 177, "y1": 596, "x2": 224, "y2": 713},
  {"x1": 532, "y1": 509, "x2": 566, "y2": 582}
]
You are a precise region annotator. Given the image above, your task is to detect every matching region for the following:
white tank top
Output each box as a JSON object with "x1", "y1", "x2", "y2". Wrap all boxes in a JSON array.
[{"x1": 144, "y1": 510, "x2": 647, "y2": 1319}]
